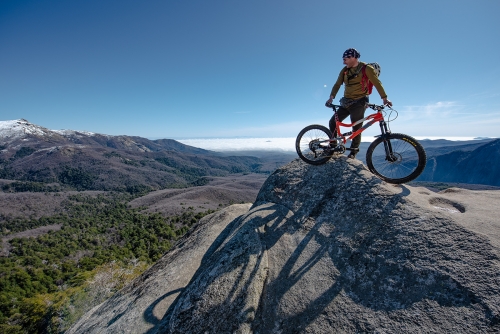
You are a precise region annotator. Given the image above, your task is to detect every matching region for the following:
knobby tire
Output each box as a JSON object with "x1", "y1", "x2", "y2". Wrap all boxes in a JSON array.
[
  {"x1": 366, "y1": 133, "x2": 426, "y2": 184},
  {"x1": 296, "y1": 125, "x2": 333, "y2": 165}
]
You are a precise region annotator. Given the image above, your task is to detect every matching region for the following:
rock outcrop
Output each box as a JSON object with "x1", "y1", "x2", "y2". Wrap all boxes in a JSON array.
[
  {"x1": 69, "y1": 158, "x2": 500, "y2": 333},
  {"x1": 66, "y1": 204, "x2": 252, "y2": 334}
]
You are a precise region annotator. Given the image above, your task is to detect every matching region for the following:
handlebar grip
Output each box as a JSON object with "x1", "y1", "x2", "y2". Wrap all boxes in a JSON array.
[
  {"x1": 366, "y1": 103, "x2": 385, "y2": 110},
  {"x1": 325, "y1": 102, "x2": 333, "y2": 108}
]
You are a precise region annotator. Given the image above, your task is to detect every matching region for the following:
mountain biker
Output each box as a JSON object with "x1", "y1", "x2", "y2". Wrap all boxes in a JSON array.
[{"x1": 326, "y1": 48, "x2": 392, "y2": 159}]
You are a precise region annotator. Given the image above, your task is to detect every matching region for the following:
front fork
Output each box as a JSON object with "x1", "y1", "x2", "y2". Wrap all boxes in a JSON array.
[{"x1": 379, "y1": 121, "x2": 397, "y2": 162}]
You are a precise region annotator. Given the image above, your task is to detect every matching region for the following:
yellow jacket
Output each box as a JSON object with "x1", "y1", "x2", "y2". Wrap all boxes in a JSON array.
[{"x1": 330, "y1": 62, "x2": 387, "y2": 100}]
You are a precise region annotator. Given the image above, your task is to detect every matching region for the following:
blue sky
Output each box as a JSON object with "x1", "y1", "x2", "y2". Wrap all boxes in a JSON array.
[{"x1": 1, "y1": 0, "x2": 499, "y2": 141}]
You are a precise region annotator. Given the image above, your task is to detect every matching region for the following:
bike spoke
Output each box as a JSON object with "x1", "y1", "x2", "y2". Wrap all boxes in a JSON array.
[
  {"x1": 295, "y1": 125, "x2": 333, "y2": 165},
  {"x1": 367, "y1": 133, "x2": 426, "y2": 184}
]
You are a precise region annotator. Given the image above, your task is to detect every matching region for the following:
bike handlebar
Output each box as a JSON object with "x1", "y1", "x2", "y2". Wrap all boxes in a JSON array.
[
  {"x1": 324, "y1": 102, "x2": 339, "y2": 108},
  {"x1": 325, "y1": 102, "x2": 388, "y2": 111},
  {"x1": 366, "y1": 103, "x2": 386, "y2": 111}
]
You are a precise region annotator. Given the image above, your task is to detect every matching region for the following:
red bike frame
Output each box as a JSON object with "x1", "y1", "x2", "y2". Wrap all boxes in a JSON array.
[{"x1": 331, "y1": 105, "x2": 385, "y2": 145}]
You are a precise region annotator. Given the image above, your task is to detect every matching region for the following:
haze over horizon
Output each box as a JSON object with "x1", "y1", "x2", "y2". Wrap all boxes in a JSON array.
[
  {"x1": 178, "y1": 136, "x2": 496, "y2": 152},
  {"x1": 1, "y1": 0, "x2": 499, "y2": 140},
  {"x1": 2, "y1": 118, "x2": 493, "y2": 153}
]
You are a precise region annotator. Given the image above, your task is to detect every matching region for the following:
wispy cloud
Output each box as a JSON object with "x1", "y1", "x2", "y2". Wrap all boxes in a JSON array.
[
  {"x1": 465, "y1": 90, "x2": 500, "y2": 100},
  {"x1": 185, "y1": 101, "x2": 499, "y2": 140},
  {"x1": 178, "y1": 136, "x2": 490, "y2": 152},
  {"x1": 389, "y1": 105, "x2": 500, "y2": 137},
  {"x1": 179, "y1": 137, "x2": 297, "y2": 152},
  {"x1": 464, "y1": 115, "x2": 500, "y2": 126},
  {"x1": 400, "y1": 101, "x2": 463, "y2": 117}
]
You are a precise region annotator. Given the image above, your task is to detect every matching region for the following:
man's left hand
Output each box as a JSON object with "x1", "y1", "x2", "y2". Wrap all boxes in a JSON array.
[{"x1": 383, "y1": 98, "x2": 392, "y2": 107}]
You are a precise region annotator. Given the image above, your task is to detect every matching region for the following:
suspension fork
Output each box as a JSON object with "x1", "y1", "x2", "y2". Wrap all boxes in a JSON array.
[{"x1": 379, "y1": 121, "x2": 397, "y2": 162}]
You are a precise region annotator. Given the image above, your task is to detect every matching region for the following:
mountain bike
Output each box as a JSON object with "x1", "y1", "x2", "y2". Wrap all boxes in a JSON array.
[{"x1": 295, "y1": 102, "x2": 427, "y2": 184}]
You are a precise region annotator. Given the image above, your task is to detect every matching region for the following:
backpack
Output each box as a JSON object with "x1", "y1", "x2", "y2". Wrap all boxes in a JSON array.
[{"x1": 361, "y1": 62, "x2": 380, "y2": 95}]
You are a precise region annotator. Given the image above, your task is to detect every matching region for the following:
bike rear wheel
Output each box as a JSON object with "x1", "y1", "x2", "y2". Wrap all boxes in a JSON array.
[
  {"x1": 366, "y1": 133, "x2": 426, "y2": 184},
  {"x1": 296, "y1": 125, "x2": 333, "y2": 165}
]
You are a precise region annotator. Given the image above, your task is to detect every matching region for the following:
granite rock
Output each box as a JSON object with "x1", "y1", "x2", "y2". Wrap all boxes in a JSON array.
[{"x1": 70, "y1": 157, "x2": 500, "y2": 333}]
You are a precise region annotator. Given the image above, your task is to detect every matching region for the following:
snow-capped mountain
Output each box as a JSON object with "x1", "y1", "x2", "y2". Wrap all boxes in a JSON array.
[
  {"x1": 0, "y1": 119, "x2": 209, "y2": 154},
  {"x1": 0, "y1": 119, "x2": 104, "y2": 146},
  {"x1": 0, "y1": 119, "x2": 261, "y2": 192},
  {"x1": 0, "y1": 119, "x2": 60, "y2": 142}
]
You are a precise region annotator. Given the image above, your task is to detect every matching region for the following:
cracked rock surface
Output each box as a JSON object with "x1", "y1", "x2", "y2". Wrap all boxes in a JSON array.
[{"x1": 69, "y1": 158, "x2": 500, "y2": 333}]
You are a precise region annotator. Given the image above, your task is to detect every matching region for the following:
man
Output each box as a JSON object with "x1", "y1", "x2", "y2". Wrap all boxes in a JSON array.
[{"x1": 326, "y1": 48, "x2": 392, "y2": 158}]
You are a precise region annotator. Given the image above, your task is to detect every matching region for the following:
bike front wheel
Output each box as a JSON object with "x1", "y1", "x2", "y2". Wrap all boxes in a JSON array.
[
  {"x1": 366, "y1": 133, "x2": 427, "y2": 184},
  {"x1": 296, "y1": 125, "x2": 334, "y2": 165}
]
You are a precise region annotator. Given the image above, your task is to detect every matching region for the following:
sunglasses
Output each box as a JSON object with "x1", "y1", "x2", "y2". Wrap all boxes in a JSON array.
[{"x1": 343, "y1": 56, "x2": 353, "y2": 59}]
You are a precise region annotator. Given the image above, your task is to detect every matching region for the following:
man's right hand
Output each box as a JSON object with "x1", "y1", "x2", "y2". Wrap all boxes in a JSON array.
[{"x1": 326, "y1": 97, "x2": 333, "y2": 106}]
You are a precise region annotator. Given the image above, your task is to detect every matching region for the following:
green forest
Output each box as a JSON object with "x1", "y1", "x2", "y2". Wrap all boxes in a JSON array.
[{"x1": 0, "y1": 193, "x2": 215, "y2": 333}]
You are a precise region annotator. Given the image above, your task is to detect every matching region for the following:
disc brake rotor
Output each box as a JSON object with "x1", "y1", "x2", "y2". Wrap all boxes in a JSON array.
[{"x1": 387, "y1": 152, "x2": 402, "y2": 163}]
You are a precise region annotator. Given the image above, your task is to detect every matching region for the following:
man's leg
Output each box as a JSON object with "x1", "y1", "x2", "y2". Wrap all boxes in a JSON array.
[
  {"x1": 329, "y1": 107, "x2": 350, "y2": 136},
  {"x1": 348, "y1": 102, "x2": 366, "y2": 157}
]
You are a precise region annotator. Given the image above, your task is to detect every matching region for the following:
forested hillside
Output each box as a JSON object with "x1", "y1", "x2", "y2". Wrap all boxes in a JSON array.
[
  {"x1": 0, "y1": 192, "x2": 217, "y2": 333},
  {"x1": 0, "y1": 119, "x2": 270, "y2": 193}
]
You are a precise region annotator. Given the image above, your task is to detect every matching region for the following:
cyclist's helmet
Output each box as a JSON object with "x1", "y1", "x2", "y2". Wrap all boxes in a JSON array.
[
  {"x1": 343, "y1": 48, "x2": 360, "y2": 59},
  {"x1": 369, "y1": 62, "x2": 381, "y2": 77}
]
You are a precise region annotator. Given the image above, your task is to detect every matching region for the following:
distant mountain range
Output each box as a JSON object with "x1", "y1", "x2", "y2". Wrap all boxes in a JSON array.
[
  {"x1": 0, "y1": 119, "x2": 211, "y2": 154},
  {"x1": 0, "y1": 119, "x2": 265, "y2": 192},
  {"x1": 343, "y1": 137, "x2": 500, "y2": 187},
  {"x1": 417, "y1": 138, "x2": 500, "y2": 186},
  {"x1": 1, "y1": 119, "x2": 499, "y2": 190}
]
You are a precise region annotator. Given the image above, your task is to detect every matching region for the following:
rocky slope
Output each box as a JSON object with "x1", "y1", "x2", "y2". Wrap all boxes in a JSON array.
[
  {"x1": 67, "y1": 204, "x2": 252, "y2": 334},
  {"x1": 68, "y1": 157, "x2": 500, "y2": 333}
]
